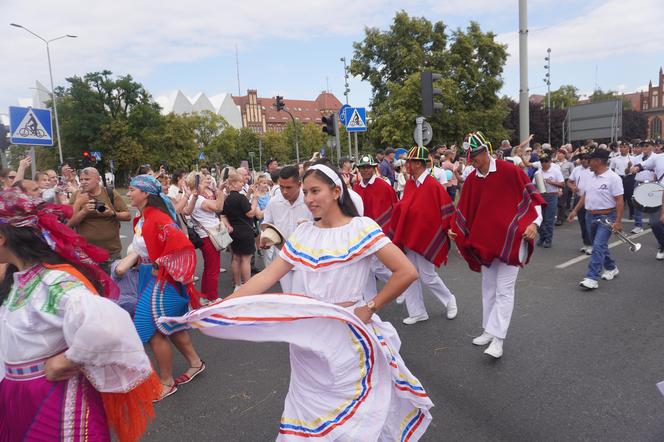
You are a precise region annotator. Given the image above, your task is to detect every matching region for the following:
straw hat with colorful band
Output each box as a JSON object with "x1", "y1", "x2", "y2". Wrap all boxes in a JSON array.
[
  {"x1": 357, "y1": 154, "x2": 378, "y2": 167},
  {"x1": 462, "y1": 131, "x2": 492, "y2": 157},
  {"x1": 406, "y1": 146, "x2": 430, "y2": 162}
]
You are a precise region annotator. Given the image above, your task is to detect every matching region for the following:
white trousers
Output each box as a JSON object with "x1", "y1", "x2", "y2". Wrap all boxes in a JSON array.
[
  {"x1": 404, "y1": 249, "x2": 454, "y2": 318},
  {"x1": 481, "y1": 259, "x2": 519, "y2": 339},
  {"x1": 365, "y1": 257, "x2": 419, "y2": 302}
]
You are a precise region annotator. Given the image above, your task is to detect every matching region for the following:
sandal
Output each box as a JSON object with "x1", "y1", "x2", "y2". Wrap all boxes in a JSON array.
[
  {"x1": 154, "y1": 382, "x2": 178, "y2": 402},
  {"x1": 175, "y1": 361, "x2": 206, "y2": 385}
]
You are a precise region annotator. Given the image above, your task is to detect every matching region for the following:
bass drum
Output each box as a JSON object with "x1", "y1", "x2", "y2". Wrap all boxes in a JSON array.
[{"x1": 632, "y1": 181, "x2": 664, "y2": 213}]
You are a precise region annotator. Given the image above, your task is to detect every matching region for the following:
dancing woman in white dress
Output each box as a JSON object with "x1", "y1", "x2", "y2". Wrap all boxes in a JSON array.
[{"x1": 162, "y1": 161, "x2": 433, "y2": 441}]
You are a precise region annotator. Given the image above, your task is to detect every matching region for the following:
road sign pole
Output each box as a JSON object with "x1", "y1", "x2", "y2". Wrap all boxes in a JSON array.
[
  {"x1": 46, "y1": 43, "x2": 64, "y2": 164},
  {"x1": 353, "y1": 132, "x2": 358, "y2": 160},
  {"x1": 0, "y1": 150, "x2": 7, "y2": 169},
  {"x1": 29, "y1": 146, "x2": 37, "y2": 179},
  {"x1": 415, "y1": 116, "x2": 425, "y2": 148}
]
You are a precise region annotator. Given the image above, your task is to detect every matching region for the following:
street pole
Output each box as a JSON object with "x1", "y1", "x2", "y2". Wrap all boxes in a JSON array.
[
  {"x1": 353, "y1": 132, "x2": 358, "y2": 160},
  {"x1": 11, "y1": 24, "x2": 76, "y2": 165},
  {"x1": 333, "y1": 113, "x2": 342, "y2": 161},
  {"x1": 284, "y1": 110, "x2": 300, "y2": 164},
  {"x1": 415, "y1": 117, "x2": 425, "y2": 148},
  {"x1": 258, "y1": 138, "x2": 263, "y2": 171},
  {"x1": 544, "y1": 48, "x2": 551, "y2": 145},
  {"x1": 518, "y1": 0, "x2": 530, "y2": 146},
  {"x1": 341, "y1": 57, "x2": 352, "y2": 160}
]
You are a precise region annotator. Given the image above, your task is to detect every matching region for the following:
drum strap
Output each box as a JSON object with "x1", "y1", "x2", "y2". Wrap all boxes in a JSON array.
[{"x1": 658, "y1": 171, "x2": 664, "y2": 184}]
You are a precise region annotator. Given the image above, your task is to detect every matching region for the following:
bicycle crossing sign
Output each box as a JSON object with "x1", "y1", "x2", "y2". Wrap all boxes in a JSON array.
[
  {"x1": 343, "y1": 107, "x2": 367, "y2": 132},
  {"x1": 9, "y1": 106, "x2": 53, "y2": 146}
]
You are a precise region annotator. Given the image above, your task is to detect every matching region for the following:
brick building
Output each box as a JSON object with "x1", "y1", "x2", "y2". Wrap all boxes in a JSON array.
[
  {"x1": 640, "y1": 67, "x2": 664, "y2": 139},
  {"x1": 232, "y1": 90, "x2": 343, "y2": 134}
]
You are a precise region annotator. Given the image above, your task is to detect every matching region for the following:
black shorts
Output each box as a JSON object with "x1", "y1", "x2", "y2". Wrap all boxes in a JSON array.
[{"x1": 230, "y1": 227, "x2": 256, "y2": 256}]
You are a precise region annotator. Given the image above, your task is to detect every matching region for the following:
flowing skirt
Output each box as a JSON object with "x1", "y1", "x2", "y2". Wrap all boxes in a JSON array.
[
  {"x1": 133, "y1": 263, "x2": 190, "y2": 343},
  {"x1": 160, "y1": 294, "x2": 433, "y2": 441},
  {"x1": 0, "y1": 359, "x2": 110, "y2": 442}
]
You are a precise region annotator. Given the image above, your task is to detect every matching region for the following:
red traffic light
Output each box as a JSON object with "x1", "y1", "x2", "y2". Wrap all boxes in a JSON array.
[{"x1": 83, "y1": 151, "x2": 90, "y2": 157}]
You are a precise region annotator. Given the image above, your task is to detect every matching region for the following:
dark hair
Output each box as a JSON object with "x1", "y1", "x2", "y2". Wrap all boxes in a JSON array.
[
  {"x1": 270, "y1": 168, "x2": 281, "y2": 184},
  {"x1": 302, "y1": 159, "x2": 359, "y2": 218},
  {"x1": 35, "y1": 171, "x2": 47, "y2": 181},
  {"x1": 279, "y1": 165, "x2": 300, "y2": 182},
  {"x1": 146, "y1": 194, "x2": 171, "y2": 218},
  {"x1": 0, "y1": 168, "x2": 15, "y2": 179},
  {"x1": 266, "y1": 158, "x2": 278, "y2": 168},
  {"x1": 0, "y1": 224, "x2": 105, "y2": 302},
  {"x1": 339, "y1": 157, "x2": 351, "y2": 167},
  {"x1": 171, "y1": 168, "x2": 187, "y2": 183},
  {"x1": 136, "y1": 164, "x2": 152, "y2": 175}
]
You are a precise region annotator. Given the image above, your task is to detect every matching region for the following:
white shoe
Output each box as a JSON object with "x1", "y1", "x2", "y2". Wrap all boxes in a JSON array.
[
  {"x1": 396, "y1": 295, "x2": 405, "y2": 304},
  {"x1": 234, "y1": 285, "x2": 242, "y2": 292},
  {"x1": 579, "y1": 246, "x2": 587, "y2": 253},
  {"x1": 579, "y1": 278, "x2": 598, "y2": 289},
  {"x1": 630, "y1": 226, "x2": 644, "y2": 234},
  {"x1": 446, "y1": 296, "x2": 458, "y2": 319},
  {"x1": 601, "y1": 267, "x2": 619, "y2": 280},
  {"x1": 402, "y1": 315, "x2": 428, "y2": 325},
  {"x1": 585, "y1": 246, "x2": 593, "y2": 255},
  {"x1": 472, "y1": 331, "x2": 494, "y2": 346},
  {"x1": 484, "y1": 338, "x2": 503, "y2": 358},
  {"x1": 193, "y1": 276, "x2": 200, "y2": 282},
  {"x1": 657, "y1": 248, "x2": 664, "y2": 260},
  {"x1": 219, "y1": 268, "x2": 227, "y2": 273}
]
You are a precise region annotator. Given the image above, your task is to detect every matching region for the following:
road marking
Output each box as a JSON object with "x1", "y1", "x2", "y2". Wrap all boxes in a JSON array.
[
  {"x1": 120, "y1": 235, "x2": 127, "y2": 239},
  {"x1": 555, "y1": 228, "x2": 652, "y2": 269}
]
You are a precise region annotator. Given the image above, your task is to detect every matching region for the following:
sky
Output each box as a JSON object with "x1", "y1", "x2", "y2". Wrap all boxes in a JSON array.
[{"x1": 1, "y1": 0, "x2": 663, "y2": 116}]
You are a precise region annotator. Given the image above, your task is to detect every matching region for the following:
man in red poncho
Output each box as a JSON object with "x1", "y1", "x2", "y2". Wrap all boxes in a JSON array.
[
  {"x1": 450, "y1": 131, "x2": 544, "y2": 359},
  {"x1": 389, "y1": 146, "x2": 458, "y2": 324}
]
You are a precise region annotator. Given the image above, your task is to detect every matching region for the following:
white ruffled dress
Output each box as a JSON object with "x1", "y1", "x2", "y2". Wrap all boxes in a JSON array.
[{"x1": 163, "y1": 217, "x2": 433, "y2": 441}]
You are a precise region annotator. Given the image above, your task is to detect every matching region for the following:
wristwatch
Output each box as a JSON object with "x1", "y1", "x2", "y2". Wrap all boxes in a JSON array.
[{"x1": 366, "y1": 300, "x2": 377, "y2": 313}]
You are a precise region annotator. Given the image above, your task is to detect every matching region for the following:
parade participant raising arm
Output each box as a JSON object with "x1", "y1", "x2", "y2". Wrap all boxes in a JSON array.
[
  {"x1": 450, "y1": 131, "x2": 544, "y2": 359},
  {"x1": 0, "y1": 189, "x2": 158, "y2": 442},
  {"x1": 161, "y1": 160, "x2": 433, "y2": 441}
]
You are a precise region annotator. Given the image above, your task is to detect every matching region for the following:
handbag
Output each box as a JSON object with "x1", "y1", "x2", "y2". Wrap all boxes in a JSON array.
[
  {"x1": 203, "y1": 223, "x2": 233, "y2": 251},
  {"x1": 181, "y1": 215, "x2": 203, "y2": 249}
]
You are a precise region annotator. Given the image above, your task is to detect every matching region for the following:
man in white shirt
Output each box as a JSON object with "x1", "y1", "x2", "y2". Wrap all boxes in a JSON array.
[
  {"x1": 537, "y1": 153, "x2": 565, "y2": 247},
  {"x1": 568, "y1": 149, "x2": 624, "y2": 289},
  {"x1": 568, "y1": 153, "x2": 594, "y2": 254},
  {"x1": 630, "y1": 140, "x2": 664, "y2": 259},
  {"x1": 610, "y1": 142, "x2": 638, "y2": 230},
  {"x1": 261, "y1": 165, "x2": 313, "y2": 291}
]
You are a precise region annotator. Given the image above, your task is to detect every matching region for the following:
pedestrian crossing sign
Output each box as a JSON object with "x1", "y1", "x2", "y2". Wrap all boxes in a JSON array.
[
  {"x1": 344, "y1": 107, "x2": 367, "y2": 132},
  {"x1": 9, "y1": 106, "x2": 53, "y2": 146}
]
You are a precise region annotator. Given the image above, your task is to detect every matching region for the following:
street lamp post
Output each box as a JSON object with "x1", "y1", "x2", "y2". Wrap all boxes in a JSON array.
[
  {"x1": 544, "y1": 48, "x2": 552, "y2": 145},
  {"x1": 11, "y1": 23, "x2": 76, "y2": 164},
  {"x1": 340, "y1": 57, "x2": 355, "y2": 160}
]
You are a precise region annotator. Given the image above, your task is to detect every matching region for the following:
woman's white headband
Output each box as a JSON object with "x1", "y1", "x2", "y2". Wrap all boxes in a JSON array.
[{"x1": 309, "y1": 164, "x2": 345, "y2": 202}]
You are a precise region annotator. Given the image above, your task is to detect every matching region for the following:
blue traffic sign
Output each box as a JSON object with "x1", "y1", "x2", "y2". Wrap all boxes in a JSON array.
[
  {"x1": 338, "y1": 104, "x2": 351, "y2": 125},
  {"x1": 90, "y1": 151, "x2": 102, "y2": 161},
  {"x1": 9, "y1": 106, "x2": 53, "y2": 146},
  {"x1": 198, "y1": 152, "x2": 205, "y2": 161},
  {"x1": 344, "y1": 107, "x2": 367, "y2": 132}
]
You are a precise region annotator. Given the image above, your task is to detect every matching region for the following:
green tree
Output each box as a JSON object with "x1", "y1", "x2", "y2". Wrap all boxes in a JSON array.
[
  {"x1": 352, "y1": 13, "x2": 508, "y2": 147},
  {"x1": 549, "y1": 85, "x2": 580, "y2": 109}
]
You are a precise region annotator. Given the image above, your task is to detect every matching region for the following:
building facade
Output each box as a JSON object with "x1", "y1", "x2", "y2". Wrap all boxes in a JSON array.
[
  {"x1": 232, "y1": 90, "x2": 342, "y2": 134},
  {"x1": 640, "y1": 67, "x2": 664, "y2": 139}
]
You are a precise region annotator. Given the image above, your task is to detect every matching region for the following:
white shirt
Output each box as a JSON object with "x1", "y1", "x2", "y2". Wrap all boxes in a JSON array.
[
  {"x1": 167, "y1": 184, "x2": 184, "y2": 200},
  {"x1": 263, "y1": 190, "x2": 313, "y2": 240},
  {"x1": 569, "y1": 165, "x2": 592, "y2": 194},
  {"x1": 633, "y1": 154, "x2": 656, "y2": 183},
  {"x1": 583, "y1": 169, "x2": 624, "y2": 211},
  {"x1": 541, "y1": 166, "x2": 564, "y2": 193},
  {"x1": 190, "y1": 195, "x2": 221, "y2": 237},
  {"x1": 430, "y1": 166, "x2": 448, "y2": 186},
  {"x1": 359, "y1": 174, "x2": 377, "y2": 188},
  {"x1": 609, "y1": 155, "x2": 634, "y2": 177},
  {"x1": 640, "y1": 153, "x2": 664, "y2": 184},
  {"x1": 347, "y1": 188, "x2": 365, "y2": 216}
]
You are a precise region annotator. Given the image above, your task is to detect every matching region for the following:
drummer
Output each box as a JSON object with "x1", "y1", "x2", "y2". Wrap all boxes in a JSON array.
[
  {"x1": 630, "y1": 140, "x2": 664, "y2": 260},
  {"x1": 568, "y1": 149, "x2": 624, "y2": 290}
]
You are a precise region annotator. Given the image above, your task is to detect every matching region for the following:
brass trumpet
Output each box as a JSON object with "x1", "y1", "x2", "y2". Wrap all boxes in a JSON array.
[{"x1": 594, "y1": 218, "x2": 641, "y2": 252}]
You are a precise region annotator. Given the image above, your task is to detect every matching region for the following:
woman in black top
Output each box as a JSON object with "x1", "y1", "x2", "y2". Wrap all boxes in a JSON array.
[{"x1": 222, "y1": 173, "x2": 257, "y2": 290}]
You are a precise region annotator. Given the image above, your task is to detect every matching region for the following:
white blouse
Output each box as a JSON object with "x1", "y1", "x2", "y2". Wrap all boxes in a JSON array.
[
  {"x1": 0, "y1": 265, "x2": 152, "y2": 392},
  {"x1": 279, "y1": 217, "x2": 390, "y2": 304}
]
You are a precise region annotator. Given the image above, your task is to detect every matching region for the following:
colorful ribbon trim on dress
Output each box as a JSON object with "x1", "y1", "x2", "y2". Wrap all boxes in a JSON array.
[
  {"x1": 5, "y1": 358, "x2": 47, "y2": 380},
  {"x1": 282, "y1": 227, "x2": 386, "y2": 269}
]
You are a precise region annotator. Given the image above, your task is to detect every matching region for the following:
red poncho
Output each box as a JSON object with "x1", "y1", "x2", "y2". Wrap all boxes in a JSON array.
[
  {"x1": 353, "y1": 176, "x2": 398, "y2": 232},
  {"x1": 388, "y1": 174, "x2": 455, "y2": 266},
  {"x1": 452, "y1": 160, "x2": 545, "y2": 272},
  {"x1": 139, "y1": 206, "x2": 203, "y2": 308}
]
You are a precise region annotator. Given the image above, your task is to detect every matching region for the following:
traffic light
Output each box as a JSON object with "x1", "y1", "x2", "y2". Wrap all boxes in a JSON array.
[
  {"x1": 275, "y1": 96, "x2": 285, "y2": 111},
  {"x1": 322, "y1": 114, "x2": 335, "y2": 136},
  {"x1": 82, "y1": 150, "x2": 91, "y2": 167},
  {"x1": 421, "y1": 71, "x2": 444, "y2": 117}
]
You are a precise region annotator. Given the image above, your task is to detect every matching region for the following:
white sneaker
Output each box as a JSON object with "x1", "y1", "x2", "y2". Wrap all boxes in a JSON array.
[
  {"x1": 484, "y1": 338, "x2": 503, "y2": 358},
  {"x1": 402, "y1": 315, "x2": 428, "y2": 325},
  {"x1": 585, "y1": 246, "x2": 593, "y2": 255},
  {"x1": 579, "y1": 278, "x2": 598, "y2": 289},
  {"x1": 219, "y1": 267, "x2": 227, "y2": 273},
  {"x1": 234, "y1": 284, "x2": 242, "y2": 292},
  {"x1": 446, "y1": 296, "x2": 458, "y2": 319},
  {"x1": 193, "y1": 276, "x2": 200, "y2": 282},
  {"x1": 472, "y1": 331, "x2": 494, "y2": 346},
  {"x1": 579, "y1": 246, "x2": 587, "y2": 253},
  {"x1": 396, "y1": 294, "x2": 405, "y2": 304},
  {"x1": 601, "y1": 267, "x2": 619, "y2": 280},
  {"x1": 657, "y1": 248, "x2": 664, "y2": 260},
  {"x1": 630, "y1": 226, "x2": 644, "y2": 234}
]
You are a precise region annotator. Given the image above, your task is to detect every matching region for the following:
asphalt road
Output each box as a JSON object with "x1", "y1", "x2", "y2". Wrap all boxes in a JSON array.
[{"x1": 119, "y1": 215, "x2": 664, "y2": 441}]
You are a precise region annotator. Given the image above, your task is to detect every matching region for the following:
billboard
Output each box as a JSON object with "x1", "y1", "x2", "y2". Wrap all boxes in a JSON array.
[{"x1": 567, "y1": 99, "x2": 622, "y2": 142}]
